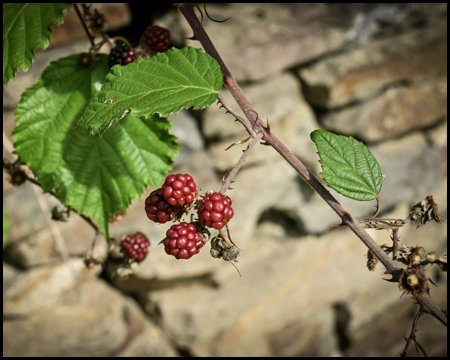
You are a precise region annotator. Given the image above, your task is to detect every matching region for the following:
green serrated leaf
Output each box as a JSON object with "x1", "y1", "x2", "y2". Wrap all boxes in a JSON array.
[
  {"x1": 77, "y1": 46, "x2": 223, "y2": 136},
  {"x1": 12, "y1": 54, "x2": 179, "y2": 238},
  {"x1": 3, "y1": 3, "x2": 71, "y2": 88},
  {"x1": 310, "y1": 130, "x2": 383, "y2": 201},
  {"x1": 3, "y1": 204, "x2": 9, "y2": 248}
]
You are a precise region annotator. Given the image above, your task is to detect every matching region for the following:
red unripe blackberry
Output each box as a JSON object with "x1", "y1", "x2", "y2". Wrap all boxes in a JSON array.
[
  {"x1": 198, "y1": 192, "x2": 234, "y2": 230},
  {"x1": 161, "y1": 174, "x2": 197, "y2": 206},
  {"x1": 145, "y1": 188, "x2": 174, "y2": 224},
  {"x1": 122, "y1": 233, "x2": 150, "y2": 261},
  {"x1": 141, "y1": 25, "x2": 171, "y2": 53},
  {"x1": 109, "y1": 43, "x2": 137, "y2": 67},
  {"x1": 163, "y1": 222, "x2": 204, "y2": 259}
]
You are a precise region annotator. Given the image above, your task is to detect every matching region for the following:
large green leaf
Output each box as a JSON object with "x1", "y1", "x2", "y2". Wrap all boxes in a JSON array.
[
  {"x1": 3, "y1": 3, "x2": 71, "y2": 88},
  {"x1": 77, "y1": 46, "x2": 223, "y2": 136},
  {"x1": 12, "y1": 54, "x2": 179, "y2": 238},
  {"x1": 310, "y1": 130, "x2": 383, "y2": 201}
]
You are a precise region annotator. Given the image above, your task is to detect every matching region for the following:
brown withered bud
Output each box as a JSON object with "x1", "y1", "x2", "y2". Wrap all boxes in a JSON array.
[
  {"x1": 77, "y1": 52, "x2": 96, "y2": 69},
  {"x1": 399, "y1": 268, "x2": 429, "y2": 298},
  {"x1": 366, "y1": 249, "x2": 379, "y2": 272},
  {"x1": 409, "y1": 195, "x2": 444, "y2": 228},
  {"x1": 86, "y1": 8, "x2": 106, "y2": 33},
  {"x1": 8, "y1": 168, "x2": 27, "y2": 186},
  {"x1": 397, "y1": 245, "x2": 424, "y2": 267},
  {"x1": 426, "y1": 195, "x2": 444, "y2": 223},
  {"x1": 210, "y1": 236, "x2": 240, "y2": 262}
]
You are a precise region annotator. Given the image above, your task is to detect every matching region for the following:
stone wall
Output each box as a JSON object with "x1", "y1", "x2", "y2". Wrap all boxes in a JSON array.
[{"x1": 3, "y1": 3, "x2": 447, "y2": 356}]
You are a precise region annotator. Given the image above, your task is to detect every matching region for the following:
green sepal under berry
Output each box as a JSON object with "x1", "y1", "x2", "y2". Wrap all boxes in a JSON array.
[
  {"x1": 12, "y1": 54, "x2": 178, "y2": 239},
  {"x1": 76, "y1": 47, "x2": 223, "y2": 136},
  {"x1": 3, "y1": 3, "x2": 71, "y2": 88},
  {"x1": 310, "y1": 130, "x2": 383, "y2": 201}
]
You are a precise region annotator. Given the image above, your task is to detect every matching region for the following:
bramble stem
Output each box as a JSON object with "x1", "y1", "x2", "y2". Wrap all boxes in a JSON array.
[
  {"x1": 175, "y1": 3, "x2": 447, "y2": 327},
  {"x1": 73, "y1": 3, "x2": 96, "y2": 47},
  {"x1": 175, "y1": 3, "x2": 262, "y2": 131}
]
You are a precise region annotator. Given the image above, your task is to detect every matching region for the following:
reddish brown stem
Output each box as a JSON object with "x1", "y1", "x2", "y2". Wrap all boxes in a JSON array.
[{"x1": 175, "y1": 3, "x2": 447, "y2": 327}]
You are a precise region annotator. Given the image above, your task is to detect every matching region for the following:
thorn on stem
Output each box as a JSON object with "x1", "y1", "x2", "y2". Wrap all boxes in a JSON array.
[{"x1": 185, "y1": 34, "x2": 199, "y2": 41}]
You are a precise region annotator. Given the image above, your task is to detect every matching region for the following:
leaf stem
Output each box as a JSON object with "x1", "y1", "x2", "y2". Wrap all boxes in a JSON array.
[{"x1": 73, "y1": 3, "x2": 96, "y2": 48}]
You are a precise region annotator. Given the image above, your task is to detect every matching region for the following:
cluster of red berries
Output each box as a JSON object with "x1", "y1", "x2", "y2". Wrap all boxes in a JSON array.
[
  {"x1": 108, "y1": 25, "x2": 171, "y2": 67},
  {"x1": 144, "y1": 173, "x2": 234, "y2": 260}
]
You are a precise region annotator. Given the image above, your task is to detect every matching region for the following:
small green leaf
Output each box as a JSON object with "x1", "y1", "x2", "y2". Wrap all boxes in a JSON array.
[
  {"x1": 77, "y1": 46, "x2": 223, "y2": 136},
  {"x1": 3, "y1": 204, "x2": 9, "y2": 248},
  {"x1": 310, "y1": 130, "x2": 383, "y2": 201},
  {"x1": 3, "y1": 3, "x2": 71, "y2": 88},
  {"x1": 12, "y1": 54, "x2": 178, "y2": 238}
]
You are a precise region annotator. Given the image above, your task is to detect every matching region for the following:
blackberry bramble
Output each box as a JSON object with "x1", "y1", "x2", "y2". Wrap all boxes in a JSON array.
[
  {"x1": 161, "y1": 174, "x2": 197, "y2": 206},
  {"x1": 145, "y1": 188, "x2": 174, "y2": 224},
  {"x1": 121, "y1": 233, "x2": 150, "y2": 262},
  {"x1": 198, "y1": 192, "x2": 234, "y2": 230},
  {"x1": 109, "y1": 43, "x2": 137, "y2": 67},
  {"x1": 141, "y1": 25, "x2": 171, "y2": 53},
  {"x1": 163, "y1": 222, "x2": 204, "y2": 259}
]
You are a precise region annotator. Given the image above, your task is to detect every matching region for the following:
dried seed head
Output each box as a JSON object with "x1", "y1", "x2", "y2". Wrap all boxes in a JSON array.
[
  {"x1": 77, "y1": 52, "x2": 96, "y2": 69},
  {"x1": 87, "y1": 9, "x2": 106, "y2": 33},
  {"x1": 426, "y1": 252, "x2": 436, "y2": 263},
  {"x1": 399, "y1": 268, "x2": 429, "y2": 298},
  {"x1": 410, "y1": 246, "x2": 424, "y2": 266},
  {"x1": 210, "y1": 235, "x2": 240, "y2": 262},
  {"x1": 397, "y1": 245, "x2": 424, "y2": 267},
  {"x1": 409, "y1": 195, "x2": 444, "y2": 228},
  {"x1": 366, "y1": 249, "x2": 379, "y2": 272},
  {"x1": 8, "y1": 169, "x2": 27, "y2": 186}
]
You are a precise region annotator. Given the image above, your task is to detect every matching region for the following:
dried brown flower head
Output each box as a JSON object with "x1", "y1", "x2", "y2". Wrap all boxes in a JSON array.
[
  {"x1": 409, "y1": 195, "x2": 444, "y2": 228},
  {"x1": 397, "y1": 245, "x2": 424, "y2": 267},
  {"x1": 366, "y1": 249, "x2": 379, "y2": 272},
  {"x1": 399, "y1": 268, "x2": 429, "y2": 298}
]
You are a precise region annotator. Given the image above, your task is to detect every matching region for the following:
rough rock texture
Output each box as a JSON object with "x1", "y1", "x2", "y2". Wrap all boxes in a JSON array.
[{"x1": 3, "y1": 3, "x2": 447, "y2": 357}]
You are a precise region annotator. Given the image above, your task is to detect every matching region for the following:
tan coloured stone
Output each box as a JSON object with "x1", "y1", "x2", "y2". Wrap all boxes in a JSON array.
[
  {"x1": 299, "y1": 18, "x2": 447, "y2": 108},
  {"x1": 321, "y1": 79, "x2": 447, "y2": 142}
]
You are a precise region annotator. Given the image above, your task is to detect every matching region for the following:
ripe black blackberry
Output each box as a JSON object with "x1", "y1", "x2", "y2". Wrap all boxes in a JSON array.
[
  {"x1": 109, "y1": 43, "x2": 137, "y2": 67},
  {"x1": 141, "y1": 25, "x2": 171, "y2": 53}
]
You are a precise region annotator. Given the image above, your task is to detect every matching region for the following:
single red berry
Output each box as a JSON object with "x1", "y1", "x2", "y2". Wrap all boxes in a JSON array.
[
  {"x1": 122, "y1": 233, "x2": 150, "y2": 261},
  {"x1": 145, "y1": 188, "x2": 174, "y2": 224},
  {"x1": 109, "y1": 43, "x2": 137, "y2": 67},
  {"x1": 163, "y1": 222, "x2": 204, "y2": 259},
  {"x1": 198, "y1": 192, "x2": 234, "y2": 230},
  {"x1": 141, "y1": 25, "x2": 171, "y2": 53},
  {"x1": 161, "y1": 174, "x2": 197, "y2": 206}
]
